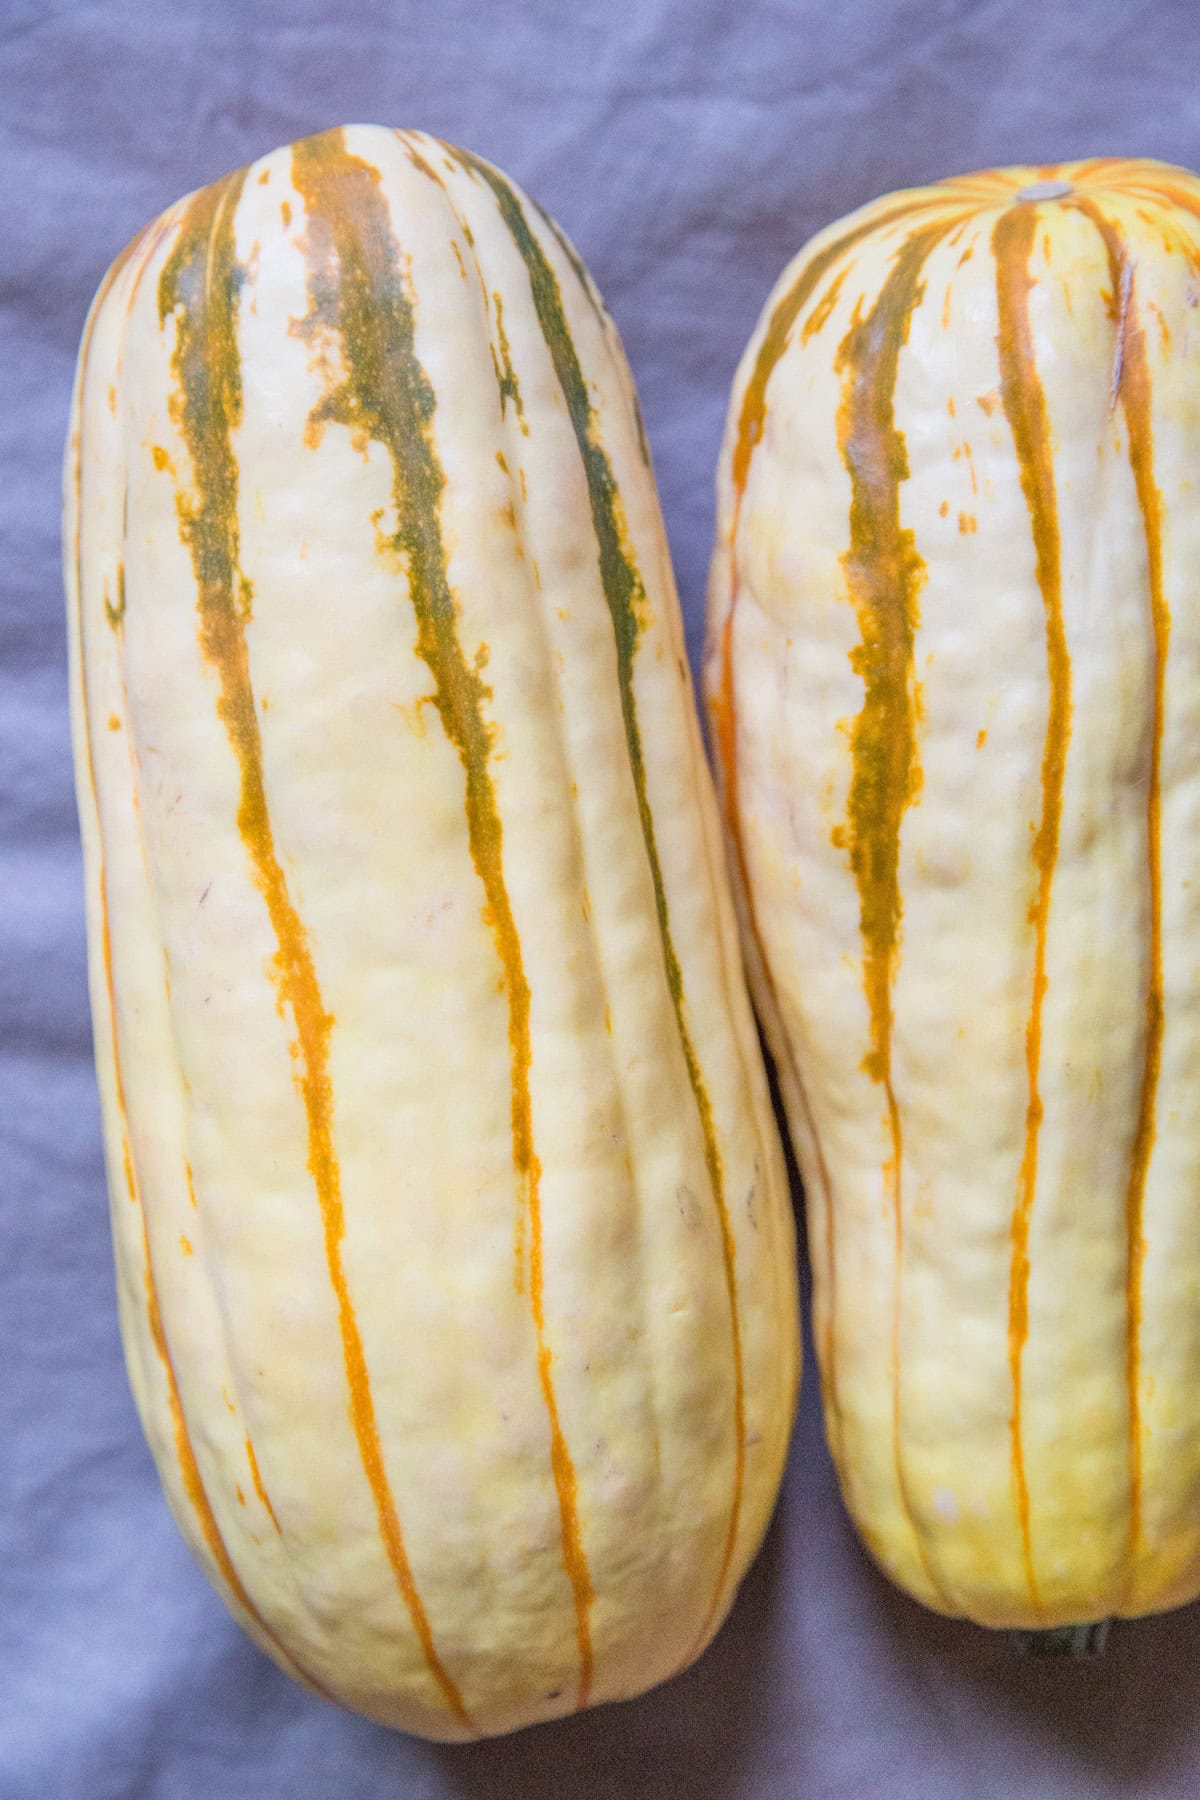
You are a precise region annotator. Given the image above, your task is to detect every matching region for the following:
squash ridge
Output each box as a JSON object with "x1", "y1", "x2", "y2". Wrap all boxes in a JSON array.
[
  {"x1": 455, "y1": 146, "x2": 750, "y2": 1642},
  {"x1": 1072, "y1": 194, "x2": 1170, "y2": 1599}
]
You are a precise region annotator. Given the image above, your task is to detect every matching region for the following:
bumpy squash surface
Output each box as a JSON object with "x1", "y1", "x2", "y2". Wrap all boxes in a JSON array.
[
  {"x1": 706, "y1": 159, "x2": 1200, "y2": 1629},
  {"x1": 65, "y1": 124, "x2": 799, "y2": 1736}
]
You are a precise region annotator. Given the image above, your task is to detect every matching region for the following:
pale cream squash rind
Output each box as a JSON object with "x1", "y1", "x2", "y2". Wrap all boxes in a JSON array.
[
  {"x1": 66, "y1": 124, "x2": 799, "y2": 1738},
  {"x1": 706, "y1": 158, "x2": 1200, "y2": 1629}
]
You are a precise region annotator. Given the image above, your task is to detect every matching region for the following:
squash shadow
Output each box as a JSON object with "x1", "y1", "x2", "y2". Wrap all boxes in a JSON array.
[
  {"x1": 416, "y1": 1054, "x2": 807, "y2": 1800},
  {"x1": 859, "y1": 1551, "x2": 1200, "y2": 1792},
  {"x1": 773, "y1": 1065, "x2": 1200, "y2": 1794},
  {"x1": 425, "y1": 1489, "x2": 792, "y2": 1800}
]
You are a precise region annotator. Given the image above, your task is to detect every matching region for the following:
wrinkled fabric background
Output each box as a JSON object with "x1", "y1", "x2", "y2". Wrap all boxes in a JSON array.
[{"x1": 5, "y1": 1, "x2": 1200, "y2": 1793}]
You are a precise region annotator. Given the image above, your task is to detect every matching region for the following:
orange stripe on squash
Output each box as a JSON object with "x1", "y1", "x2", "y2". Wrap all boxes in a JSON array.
[
  {"x1": 71, "y1": 228, "x2": 330, "y2": 1703},
  {"x1": 158, "y1": 161, "x2": 473, "y2": 1734},
  {"x1": 833, "y1": 220, "x2": 959, "y2": 1607},
  {"x1": 993, "y1": 199, "x2": 1073, "y2": 1620},
  {"x1": 716, "y1": 202, "x2": 935, "y2": 1459}
]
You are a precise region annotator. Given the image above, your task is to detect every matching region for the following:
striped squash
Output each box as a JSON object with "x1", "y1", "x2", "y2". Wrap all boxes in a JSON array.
[
  {"x1": 65, "y1": 124, "x2": 799, "y2": 1737},
  {"x1": 705, "y1": 159, "x2": 1200, "y2": 1631}
]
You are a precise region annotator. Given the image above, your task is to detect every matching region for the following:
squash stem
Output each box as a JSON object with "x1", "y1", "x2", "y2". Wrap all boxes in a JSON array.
[{"x1": 1011, "y1": 1621, "x2": 1111, "y2": 1658}]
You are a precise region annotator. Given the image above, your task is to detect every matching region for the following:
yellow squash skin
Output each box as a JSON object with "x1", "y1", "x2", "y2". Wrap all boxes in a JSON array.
[
  {"x1": 705, "y1": 159, "x2": 1200, "y2": 1630},
  {"x1": 65, "y1": 125, "x2": 799, "y2": 1738}
]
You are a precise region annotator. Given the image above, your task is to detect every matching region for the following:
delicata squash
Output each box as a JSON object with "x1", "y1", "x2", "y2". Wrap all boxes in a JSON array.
[
  {"x1": 65, "y1": 124, "x2": 799, "y2": 1737},
  {"x1": 706, "y1": 159, "x2": 1200, "y2": 1634}
]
